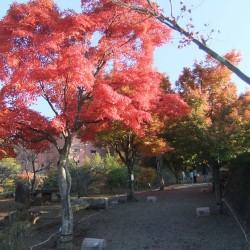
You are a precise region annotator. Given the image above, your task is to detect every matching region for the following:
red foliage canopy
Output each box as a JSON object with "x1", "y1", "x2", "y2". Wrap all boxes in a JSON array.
[{"x1": 0, "y1": 0, "x2": 187, "y2": 154}]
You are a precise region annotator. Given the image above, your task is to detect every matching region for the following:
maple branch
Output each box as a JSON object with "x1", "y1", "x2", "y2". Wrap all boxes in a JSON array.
[
  {"x1": 112, "y1": 143, "x2": 126, "y2": 163},
  {"x1": 111, "y1": 0, "x2": 250, "y2": 86},
  {"x1": 168, "y1": 0, "x2": 175, "y2": 21},
  {"x1": 158, "y1": 15, "x2": 250, "y2": 85},
  {"x1": 84, "y1": 119, "x2": 103, "y2": 124},
  {"x1": 63, "y1": 76, "x2": 69, "y2": 113},
  {"x1": 93, "y1": 17, "x2": 143, "y2": 76},
  {"x1": 16, "y1": 123, "x2": 60, "y2": 152},
  {"x1": 73, "y1": 87, "x2": 87, "y2": 131},
  {"x1": 146, "y1": 0, "x2": 155, "y2": 11},
  {"x1": 39, "y1": 82, "x2": 59, "y2": 116},
  {"x1": 94, "y1": 59, "x2": 107, "y2": 76}
]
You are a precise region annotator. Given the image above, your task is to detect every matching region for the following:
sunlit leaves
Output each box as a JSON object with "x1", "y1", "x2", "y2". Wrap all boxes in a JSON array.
[
  {"x1": 0, "y1": 0, "x2": 174, "y2": 155},
  {"x1": 170, "y1": 51, "x2": 248, "y2": 165}
]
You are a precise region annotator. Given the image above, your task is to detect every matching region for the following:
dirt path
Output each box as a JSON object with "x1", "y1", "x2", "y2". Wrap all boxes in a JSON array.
[
  {"x1": 4, "y1": 183, "x2": 249, "y2": 249},
  {"x1": 77, "y1": 183, "x2": 249, "y2": 250}
]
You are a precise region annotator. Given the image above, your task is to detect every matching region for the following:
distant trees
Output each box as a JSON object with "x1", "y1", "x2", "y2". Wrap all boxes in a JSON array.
[
  {"x1": 162, "y1": 51, "x2": 250, "y2": 211},
  {"x1": 175, "y1": 51, "x2": 247, "y2": 164},
  {"x1": 15, "y1": 145, "x2": 50, "y2": 192},
  {"x1": 96, "y1": 89, "x2": 190, "y2": 200}
]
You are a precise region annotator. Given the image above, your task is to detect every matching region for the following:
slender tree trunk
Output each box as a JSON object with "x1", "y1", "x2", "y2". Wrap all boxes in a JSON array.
[
  {"x1": 57, "y1": 157, "x2": 73, "y2": 243},
  {"x1": 31, "y1": 160, "x2": 36, "y2": 193},
  {"x1": 74, "y1": 162, "x2": 81, "y2": 198},
  {"x1": 127, "y1": 166, "x2": 136, "y2": 201},
  {"x1": 174, "y1": 170, "x2": 179, "y2": 184},
  {"x1": 212, "y1": 163, "x2": 223, "y2": 214},
  {"x1": 168, "y1": 161, "x2": 179, "y2": 184},
  {"x1": 24, "y1": 163, "x2": 31, "y2": 189},
  {"x1": 156, "y1": 155, "x2": 164, "y2": 190}
]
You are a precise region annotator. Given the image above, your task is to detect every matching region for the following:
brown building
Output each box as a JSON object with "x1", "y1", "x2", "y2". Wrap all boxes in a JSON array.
[{"x1": 16, "y1": 137, "x2": 107, "y2": 174}]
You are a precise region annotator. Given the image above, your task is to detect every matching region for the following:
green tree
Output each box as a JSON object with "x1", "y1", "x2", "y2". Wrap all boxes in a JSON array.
[
  {"x1": 97, "y1": 125, "x2": 141, "y2": 201},
  {"x1": 163, "y1": 52, "x2": 248, "y2": 211},
  {"x1": 232, "y1": 91, "x2": 250, "y2": 150},
  {"x1": 0, "y1": 158, "x2": 21, "y2": 193}
]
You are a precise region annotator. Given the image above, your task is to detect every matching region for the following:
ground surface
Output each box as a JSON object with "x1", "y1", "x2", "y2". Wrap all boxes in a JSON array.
[{"x1": 1, "y1": 183, "x2": 250, "y2": 249}]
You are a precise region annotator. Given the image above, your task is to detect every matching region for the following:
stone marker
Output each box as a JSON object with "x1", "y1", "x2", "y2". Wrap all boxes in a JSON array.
[
  {"x1": 15, "y1": 182, "x2": 30, "y2": 209},
  {"x1": 200, "y1": 188, "x2": 210, "y2": 193},
  {"x1": 147, "y1": 196, "x2": 157, "y2": 202},
  {"x1": 82, "y1": 238, "x2": 106, "y2": 250},
  {"x1": 110, "y1": 199, "x2": 119, "y2": 205},
  {"x1": 196, "y1": 207, "x2": 210, "y2": 217}
]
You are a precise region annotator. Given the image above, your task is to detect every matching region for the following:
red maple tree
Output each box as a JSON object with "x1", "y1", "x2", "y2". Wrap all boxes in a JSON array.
[{"x1": 0, "y1": 0, "x2": 186, "y2": 241}]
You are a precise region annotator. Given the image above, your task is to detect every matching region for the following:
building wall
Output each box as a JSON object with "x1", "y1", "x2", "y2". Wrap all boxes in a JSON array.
[
  {"x1": 17, "y1": 137, "x2": 107, "y2": 173},
  {"x1": 69, "y1": 138, "x2": 107, "y2": 163}
]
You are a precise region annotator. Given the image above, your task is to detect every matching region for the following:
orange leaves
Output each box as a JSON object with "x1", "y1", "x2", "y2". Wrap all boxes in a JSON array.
[
  {"x1": 140, "y1": 137, "x2": 170, "y2": 157},
  {"x1": 140, "y1": 116, "x2": 172, "y2": 157},
  {"x1": 177, "y1": 51, "x2": 241, "y2": 118},
  {"x1": 0, "y1": 146, "x2": 16, "y2": 160},
  {"x1": 174, "y1": 52, "x2": 250, "y2": 162}
]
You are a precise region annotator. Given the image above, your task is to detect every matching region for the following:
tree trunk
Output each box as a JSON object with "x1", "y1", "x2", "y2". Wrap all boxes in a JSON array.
[
  {"x1": 57, "y1": 158, "x2": 73, "y2": 243},
  {"x1": 24, "y1": 163, "x2": 31, "y2": 189},
  {"x1": 74, "y1": 162, "x2": 81, "y2": 198},
  {"x1": 127, "y1": 167, "x2": 136, "y2": 201},
  {"x1": 212, "y1": 164, "x2": 223, "y2": 214},
  {"x1": 156, "y1": 155, "x2": 164, "y2": 190},
  {"x1": 174, "y1": 171, "x2": 180, "y2": 184},
  {"x1": 31, "y1": 160, "x2": 36, "y2": 193}
]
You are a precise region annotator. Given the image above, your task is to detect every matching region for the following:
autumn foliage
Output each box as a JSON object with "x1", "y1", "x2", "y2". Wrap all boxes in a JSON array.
[
  {"x1": 163, "y1": 51, "x2": 249, "y2": 181},
  {"x1": 0, "y1": 0, "x2": 189, "y2": 240},
  {"x1": 0, "y1": 0, "x2": 173, "y2": 141}
]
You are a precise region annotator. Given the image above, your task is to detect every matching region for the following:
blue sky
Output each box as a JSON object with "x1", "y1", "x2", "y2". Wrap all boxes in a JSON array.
[{"x1": 1, "y1": 0, "x2": 249, "y2": 96}]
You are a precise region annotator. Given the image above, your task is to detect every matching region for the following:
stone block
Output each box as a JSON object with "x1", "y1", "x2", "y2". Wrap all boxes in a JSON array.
[
  {"x1": 196, "y1": 207, "x2": 210, "y2": 217},
  {"x1": 72, "y1": 197, "x2": 108, "y2": 209},
  {"x1": 146, "y1": 196, "x2": 157, "y2": 202},
  {"x1": 200, "y1": 188, "x2": 210, "y2": 193},
  {"x1": 81, "y1": 238, "x2": 106, "y2": 250}
]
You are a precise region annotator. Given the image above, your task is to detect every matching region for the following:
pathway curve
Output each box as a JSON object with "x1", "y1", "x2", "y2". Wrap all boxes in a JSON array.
[{"x1": 81, "y1": 183, "x2": 249, "y2": 250}]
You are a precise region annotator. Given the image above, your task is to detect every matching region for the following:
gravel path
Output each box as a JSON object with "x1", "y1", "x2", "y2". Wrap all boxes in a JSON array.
[{"x1": 80, "y1": 183, "x2": 249, "y2": 250}]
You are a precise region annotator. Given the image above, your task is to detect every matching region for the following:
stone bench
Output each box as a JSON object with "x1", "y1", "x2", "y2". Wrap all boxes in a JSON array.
[
  {"x1": 31, "y1": 189, "x2": 60, "y2": 205},
  {"x1": 72, "y1": 197, "x2": 109, "y2": 210}
]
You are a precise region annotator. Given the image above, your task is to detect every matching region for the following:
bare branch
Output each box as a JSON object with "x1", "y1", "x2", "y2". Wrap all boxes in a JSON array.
[
  {"x1": 111, "y1": 0, "x2": 250, "y2": 86},
  {"x1": 39, "y1": 82, "x2": 59, "y2": 116},
  {"x1": 169, "y1": 0, "x2": 175, "y2": 20}
]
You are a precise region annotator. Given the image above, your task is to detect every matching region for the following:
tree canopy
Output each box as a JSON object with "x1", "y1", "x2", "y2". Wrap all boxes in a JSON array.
[
  {"x1": 162, "y1": 51, "x2": 250, "y2": 187},
  {"x1": 0, "y1": 0, "x2": 190, "y2": 242}
]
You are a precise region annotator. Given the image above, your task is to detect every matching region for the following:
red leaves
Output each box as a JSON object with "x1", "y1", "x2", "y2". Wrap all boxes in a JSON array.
[
  {"x1": 92, "y1": 83, "x2": 132, "y2": 120},
  {"x1": 0, "y1": 146, "x2": 16, "y2": 160},
  {"x1": 153, "y1": 93, "x2": 191, "y2": 119},
  {"x1": 0, "y1": 0, "x2": 187, "y2": 154}
]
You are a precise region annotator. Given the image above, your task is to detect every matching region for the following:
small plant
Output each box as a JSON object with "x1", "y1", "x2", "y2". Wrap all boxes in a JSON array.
[
  {"x1": 71, "y1": 153, "x2": 107, "y2": 197},
  {"x1": 0, "y1": 221, "x2": 32, "y2": 250},
  {"x1": 42, "y1": 169, "x2": 58, "y2": 189},
  {"x1": 136, "y1": 167, "x2": 157, "y2": 189},
  {"x1": 106, "y1": 167, "x2": 127, "y2": 190},
  {"x1": 105, "y1": 152, "x2": 127, "y2": 191}
]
